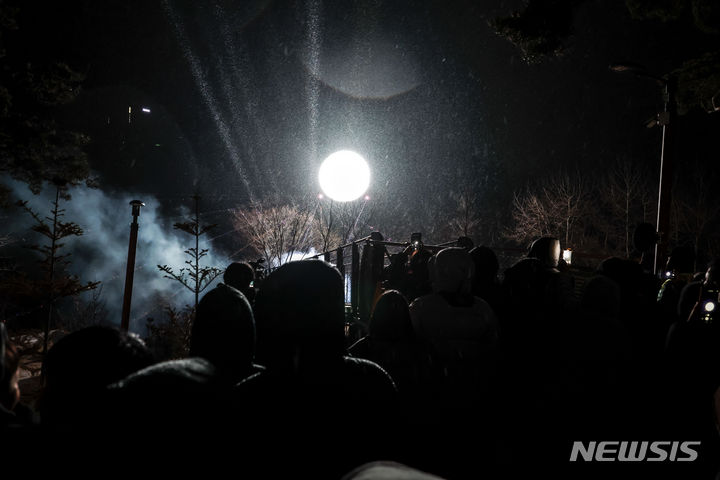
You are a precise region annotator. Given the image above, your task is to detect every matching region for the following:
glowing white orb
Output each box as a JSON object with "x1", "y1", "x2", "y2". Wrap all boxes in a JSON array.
[
  {"x1": 318, "y1": 150, "x2": 370, "y2": 202},
  {"x1": 704, "y1": 301, "x2": 716, "y2": 312}
]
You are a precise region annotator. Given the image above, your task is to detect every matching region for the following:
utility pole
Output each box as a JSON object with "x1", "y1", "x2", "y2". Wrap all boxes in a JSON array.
[{"x1": 121, "y1": 200, "x2": 145, "y2": 331}]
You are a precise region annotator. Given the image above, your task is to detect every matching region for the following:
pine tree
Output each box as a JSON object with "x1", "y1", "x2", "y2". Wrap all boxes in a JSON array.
[
  {"x1": 157, "y1": 194, "x2": 223, "y2": 312},
  {"x1": 17, "y1": 179, "x2": 100, "y2": 353}
]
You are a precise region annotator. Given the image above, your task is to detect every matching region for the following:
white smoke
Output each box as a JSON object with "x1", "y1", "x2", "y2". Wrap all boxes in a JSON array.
[
  {"x1": 4, "y1": 178, "x2": 228, "y2": 333},
  {"x1": 267, "y1": 247, "x2": 320, "y2": 269},
  {"x1": 270, "y1": 248, "x2": 353, "y2": 303}
]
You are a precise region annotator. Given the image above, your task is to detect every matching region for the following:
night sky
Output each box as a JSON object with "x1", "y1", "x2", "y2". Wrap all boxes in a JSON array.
[
  {"x1": 15, "y1": 0, "x2": 716, "y2": 203},
  {"x1": 3, "y1": 0, "x2": 719, "y2": 326}
]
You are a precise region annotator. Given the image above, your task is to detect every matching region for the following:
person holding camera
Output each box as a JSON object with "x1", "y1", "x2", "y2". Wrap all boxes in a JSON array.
[{"x1": 664, "y1": 258, "x2": 720, "y2": 463}]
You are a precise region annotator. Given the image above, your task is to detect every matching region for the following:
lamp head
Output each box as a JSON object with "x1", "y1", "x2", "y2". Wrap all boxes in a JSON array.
[{"x1": 130, "y1": 200, "x2": 145, "y2": 217}]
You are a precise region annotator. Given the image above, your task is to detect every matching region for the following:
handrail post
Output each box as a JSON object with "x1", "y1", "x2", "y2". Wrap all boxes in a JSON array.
[
  {"x1": 351, "y1": 242, "x2": 360, "y2": 314},
  {"x1": 336, "y1": 247, "x2": 345, "y2": 276}
]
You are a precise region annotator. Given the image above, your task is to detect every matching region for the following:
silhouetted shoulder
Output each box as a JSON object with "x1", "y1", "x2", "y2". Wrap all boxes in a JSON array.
[
  {"x1": 347, "y1": 336, "x2": 370, "y2": 359},
  {"x1": 342, "y1": 355, "x2": 398, "y2": 395}
]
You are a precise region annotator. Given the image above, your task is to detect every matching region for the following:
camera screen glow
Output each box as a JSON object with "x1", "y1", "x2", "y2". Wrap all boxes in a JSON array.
[{"x1": 318, "y1": 150, "x2": 370, "y2": 202}]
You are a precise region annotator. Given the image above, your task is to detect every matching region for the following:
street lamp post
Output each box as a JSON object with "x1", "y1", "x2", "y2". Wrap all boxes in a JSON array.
[
  {"x1": 121, "y1": 200, "x2": 145, "y2": 331},
  {"x1": 610, "y1": 63, "x2": 675, "y2": 276},
  {"x1": 656, "y1": 77, "x2": 676, "y2": 277}
]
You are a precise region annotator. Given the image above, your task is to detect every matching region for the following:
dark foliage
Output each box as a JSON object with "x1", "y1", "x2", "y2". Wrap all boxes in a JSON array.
[{"x1": 0, "y1": 3, "x2": 94, "y2": 204}]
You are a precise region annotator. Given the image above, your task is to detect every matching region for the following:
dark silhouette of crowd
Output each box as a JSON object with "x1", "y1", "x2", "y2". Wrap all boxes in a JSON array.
[{"x1": 1, "y1": 240, "x2": 719, "y2": 479}]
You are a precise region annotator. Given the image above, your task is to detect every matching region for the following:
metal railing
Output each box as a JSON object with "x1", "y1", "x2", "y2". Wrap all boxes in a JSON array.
[
  {"x1": 308, "y1": 233, "x2": 476, "y2": 325},
  {"x1": 306, "y1": 235, "x2": 606, "y2": 326}
]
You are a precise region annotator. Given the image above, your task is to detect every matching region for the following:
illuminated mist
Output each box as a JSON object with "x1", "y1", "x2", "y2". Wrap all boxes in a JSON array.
[{"x1": 4, "y1": 178, "x2": 228, "y2": 333}]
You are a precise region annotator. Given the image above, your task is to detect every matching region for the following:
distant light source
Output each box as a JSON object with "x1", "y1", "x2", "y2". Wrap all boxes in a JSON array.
[
  {"x1": 142, "y1": 107, "x2": 151, "y2": 113},
  {"x1": 563, "y1": 248, "x2": 572, "y2": 265},
  {"x1": 318, "y1": 150, "x2": 370, "y2": 202}
]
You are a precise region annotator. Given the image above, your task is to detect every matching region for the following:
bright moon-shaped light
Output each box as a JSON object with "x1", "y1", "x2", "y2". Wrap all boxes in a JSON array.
[{"x1": 318, "y1": 150, "x2": 370, "y2": 202}]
